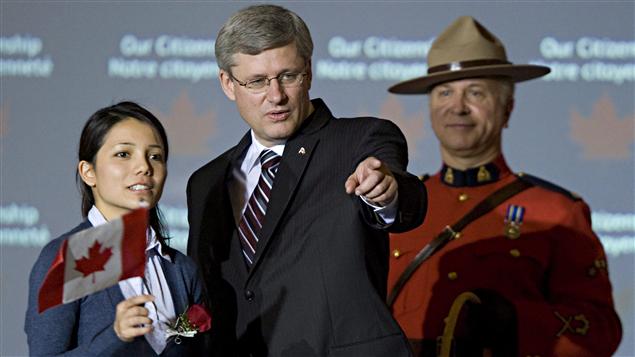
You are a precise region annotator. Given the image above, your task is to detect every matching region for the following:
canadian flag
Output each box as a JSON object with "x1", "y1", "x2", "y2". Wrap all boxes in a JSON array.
[{"x1": 38, "y1": 208, "x2": 148, "y2": 313}]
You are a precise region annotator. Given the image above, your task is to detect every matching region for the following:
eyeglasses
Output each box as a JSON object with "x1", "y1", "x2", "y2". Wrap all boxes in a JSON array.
[{"x1": 230, "y1": 72, "x2": 307, "y2": 93}]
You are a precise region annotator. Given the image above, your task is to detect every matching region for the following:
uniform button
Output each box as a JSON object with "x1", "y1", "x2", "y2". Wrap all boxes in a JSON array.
[
  {"x1": 448, "y1": 272, "x2": 458, "y2": 280},
  {"x1": 510, "y1": 249, "x2": 520, "y2": 257},
  {"x1": 595, "y1": 259, "x2": 607, "y2": 268},
  {"x1": 453, "y1": 232, "x2": 462, "y2": 239},
  {"x1": 392, "y1": 249, "x2": 401, "y2": 258},
  {"x1": 458, "y1": 193, "x2": 469, "y2": 202},
  {"x1": 244, "y1": 290, "x2": 255, "y2": 301}
]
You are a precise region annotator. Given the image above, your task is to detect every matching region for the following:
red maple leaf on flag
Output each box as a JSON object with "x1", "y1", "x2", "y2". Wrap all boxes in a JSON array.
[{"x1": 74, "y1": 241, "x2": 113, "y2": 283}]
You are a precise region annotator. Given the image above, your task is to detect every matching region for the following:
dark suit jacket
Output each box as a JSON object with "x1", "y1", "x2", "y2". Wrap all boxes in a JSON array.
[
  {"x1": 187, "y1": 99, "x2": 427, "y2": 356},
  {"x1": 25, "y1": 221, "x2": 206, "y2": 356}
]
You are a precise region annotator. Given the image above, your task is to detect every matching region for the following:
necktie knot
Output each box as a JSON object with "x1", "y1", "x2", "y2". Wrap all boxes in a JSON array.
[{"x1": 260, "y1": 149, "x2": 281, "y2": 171}]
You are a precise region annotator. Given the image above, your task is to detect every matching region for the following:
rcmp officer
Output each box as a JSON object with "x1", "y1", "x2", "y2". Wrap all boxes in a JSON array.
[{"x1": 386, "y1": 16, "x2": 622, "y2": 357}]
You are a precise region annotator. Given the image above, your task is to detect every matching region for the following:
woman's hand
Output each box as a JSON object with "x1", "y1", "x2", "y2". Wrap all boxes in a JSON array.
[{"x1": 113, "y1": 294, "x2": 155, "y2": 342}]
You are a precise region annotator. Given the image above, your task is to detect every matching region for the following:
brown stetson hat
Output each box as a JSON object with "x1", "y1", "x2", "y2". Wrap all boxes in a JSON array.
[{"x1": 388, "y1": 16, "x2": 550, "y2": 94}]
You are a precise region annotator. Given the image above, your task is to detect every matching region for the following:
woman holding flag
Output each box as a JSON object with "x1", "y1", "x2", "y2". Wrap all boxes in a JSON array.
[{"x1": 25, "y1": 102, "x2": 210, "y2": 356}]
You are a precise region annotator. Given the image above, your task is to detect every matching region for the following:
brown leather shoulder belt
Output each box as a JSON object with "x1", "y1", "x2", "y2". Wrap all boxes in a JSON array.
[{"x1": 387, "y1": 177, "x2": 533, "y2": 308}]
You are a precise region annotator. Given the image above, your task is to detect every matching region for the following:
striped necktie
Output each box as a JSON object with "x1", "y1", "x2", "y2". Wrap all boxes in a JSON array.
[{"x1": 238, "y1": 149, "x2": 281, "y2": 267}]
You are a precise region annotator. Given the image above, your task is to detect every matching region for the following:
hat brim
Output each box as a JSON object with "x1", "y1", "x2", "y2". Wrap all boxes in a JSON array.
[{"x1": 388, "y1": 64, "x2": 550, "y2": 94}]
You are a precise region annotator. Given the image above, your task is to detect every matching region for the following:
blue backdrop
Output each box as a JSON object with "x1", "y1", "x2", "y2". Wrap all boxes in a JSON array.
[{"x1": 1, "y1": 2, "x2": 633, "y2": 355}]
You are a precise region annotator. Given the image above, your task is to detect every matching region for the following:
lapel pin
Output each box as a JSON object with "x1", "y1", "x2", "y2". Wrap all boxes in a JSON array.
[{"x1": 298, "y1": 147, "x2": 306, "y2": 155}]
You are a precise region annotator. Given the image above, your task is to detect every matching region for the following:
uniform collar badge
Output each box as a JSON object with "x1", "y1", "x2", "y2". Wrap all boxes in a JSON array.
[
  {"x1": 477, "y1": 166, "x2": 491, "y2": 182},
  {"x1": 440, "y1": 162, "x2": 499, "y2": 187},
  {"x1": 443, "y1": 167, "x2": 454, "y2": 184}
]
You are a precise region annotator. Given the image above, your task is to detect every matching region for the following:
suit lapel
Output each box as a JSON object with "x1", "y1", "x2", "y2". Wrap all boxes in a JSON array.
[
  {"x1": 228, "y1": 132, "x2": 253, "y2": 170},
  {"x1": 248, "y1": 101, "x2": 332, "y2": 276},
  {"x1": 249, "y1": 137, "x2": 319, "y2": 275},
  {"x1": 196, "y1": 132, "x2": 251, "y2": 268},
  {"x1": 160, "y1": 256, "x2": 188, "y2": 314}
]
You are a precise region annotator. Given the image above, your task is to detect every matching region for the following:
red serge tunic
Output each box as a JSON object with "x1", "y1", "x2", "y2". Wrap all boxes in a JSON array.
[{"x1": 388, "y1": 156, "x2": 622, "y2": 357}]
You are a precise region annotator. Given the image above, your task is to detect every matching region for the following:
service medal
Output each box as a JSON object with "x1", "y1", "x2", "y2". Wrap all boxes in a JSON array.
[
  {"x1": 504, "y1": 204, "x2": 525, "y2": 239},
  {"x1": 505, "y1": 222, "x2": 521, "y2": 239}
]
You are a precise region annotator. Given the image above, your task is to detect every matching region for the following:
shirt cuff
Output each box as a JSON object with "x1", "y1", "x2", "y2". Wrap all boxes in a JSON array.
[{"x1": 359, "y1": 192, "x2": 398, "y2": 226}]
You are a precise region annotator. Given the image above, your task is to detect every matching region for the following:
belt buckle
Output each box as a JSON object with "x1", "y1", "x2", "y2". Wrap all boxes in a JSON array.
[{"x1": 443, "y1": 225, "x2": 459, "y2": 240}]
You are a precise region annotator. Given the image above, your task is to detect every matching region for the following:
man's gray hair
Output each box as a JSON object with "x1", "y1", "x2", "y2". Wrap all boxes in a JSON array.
[
  {"x1": 496, "y1": 78, "x2": 516, "y2": 106},
  {"x1": 215, "y1": 4, "x2": 314, "y2": 72}
]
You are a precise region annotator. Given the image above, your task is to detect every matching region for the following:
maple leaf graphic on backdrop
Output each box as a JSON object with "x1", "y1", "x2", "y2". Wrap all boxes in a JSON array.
[
  {"x1": 570, "y1": 94, "x2": 635, "y2": 160},
  {"x1": 157, "y1": 90, "x2": 216, "y2": 156},
  {"x1": 74, "y1": 241, "x2": 113, "y2": 283},
  {"x1": 378, "y1": 96, "x2": 426, "y2": 160}
]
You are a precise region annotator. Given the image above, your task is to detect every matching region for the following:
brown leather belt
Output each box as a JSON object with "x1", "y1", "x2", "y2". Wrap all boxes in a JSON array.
[{"x1": 387, "y1": 177, "x2": 533, "y2": 308}]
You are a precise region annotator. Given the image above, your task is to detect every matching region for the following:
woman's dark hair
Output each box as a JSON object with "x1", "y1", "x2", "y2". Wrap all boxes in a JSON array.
[{"x1": 76, "y1": 101, "x2": 170, "y2": 243}]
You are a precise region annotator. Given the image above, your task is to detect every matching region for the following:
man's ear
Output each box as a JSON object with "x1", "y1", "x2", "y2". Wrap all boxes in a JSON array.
[
  {"x1": 305, "y1": 59, "x2": 312, "y2": 91},
  {"x1": 78, "y1": 160, "x2": 96, "y2": 187},
  {"x1": 219, "y1": 70, "x2": 236, "y2": 101}
]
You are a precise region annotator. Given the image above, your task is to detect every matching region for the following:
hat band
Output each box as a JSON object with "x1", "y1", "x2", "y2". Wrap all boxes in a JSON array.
[{"x1": 428, "y1": 59, "x2": 511, "y2": 74}]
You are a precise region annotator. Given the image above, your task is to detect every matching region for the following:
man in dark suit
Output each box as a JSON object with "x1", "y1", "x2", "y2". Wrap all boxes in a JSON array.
[{"x1": 186, "y1": 4, "x2": 427, "y2": 357}]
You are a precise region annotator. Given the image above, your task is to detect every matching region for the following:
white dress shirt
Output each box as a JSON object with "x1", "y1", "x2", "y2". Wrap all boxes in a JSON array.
[{"x1": 87, "y1": 206, "x2": 176, "y2": 354}]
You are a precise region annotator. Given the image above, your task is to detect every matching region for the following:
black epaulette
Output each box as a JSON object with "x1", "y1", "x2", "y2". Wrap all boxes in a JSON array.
[
  {"x1": 419, "y1": 174, "x2": 430, "y2": 182},
  {"x1": 516, "y1": 172, "x2": 581, "y2": 201}
]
